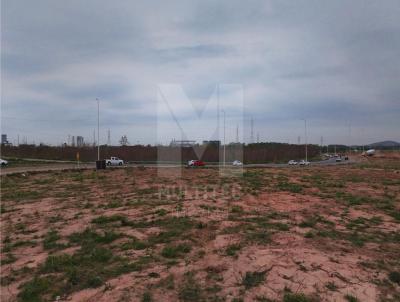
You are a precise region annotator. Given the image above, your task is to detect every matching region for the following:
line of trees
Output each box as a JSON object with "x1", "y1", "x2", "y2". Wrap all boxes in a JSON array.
[{"x1": 1, "y1": 143, "x2": 320, "y2": 163}]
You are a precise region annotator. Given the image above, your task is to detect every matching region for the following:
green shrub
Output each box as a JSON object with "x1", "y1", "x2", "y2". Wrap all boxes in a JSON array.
[
  {"x1": 161, "y1": 243, "x2": 191, "y2": 258},
  {"x1": 242, "y1": 271, "x2": 266, "y2": 289}
]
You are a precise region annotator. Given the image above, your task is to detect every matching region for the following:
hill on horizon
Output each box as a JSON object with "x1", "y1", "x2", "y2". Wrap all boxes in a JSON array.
[{"x1": 369, "y1": 140, "x2": 400, "y2": 147}]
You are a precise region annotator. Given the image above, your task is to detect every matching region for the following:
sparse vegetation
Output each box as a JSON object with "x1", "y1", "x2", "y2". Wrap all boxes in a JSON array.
[
  {"x1": 242, "y1": 271, "x2": 266, "y2": 289},
  {"x1": 1, "y1": 158, "x2": 400, "y2": 301}
]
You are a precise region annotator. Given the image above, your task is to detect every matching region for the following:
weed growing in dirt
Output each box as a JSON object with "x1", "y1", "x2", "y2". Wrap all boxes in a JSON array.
[
  {"x1": 283, "y1": 292, "x2": 316, "y2": 302},
  {"x1": 161, "y1": 243, "x2": 191, "y2": 258},
  {"x1": 277, "y1": 181, "x2": 303, "y2": 193},
  {"x1": 344, "y1": 294, "x2": 359, "y2": 302},
  {"x1": 225, "y1": 244, "x2": 242, "y2": 257},
  {"x1": 242, "y1": 271, "x2": 266, "y2": 289},
  {"x1": 388, "y1": 271, "x2": 400, "y2": 284},
  {"x1": 43, "y1": 229, "x2": 65, "y2": 250},
  {"x1": 179, "y1": 272, "x2": 203, "y2": 302}
]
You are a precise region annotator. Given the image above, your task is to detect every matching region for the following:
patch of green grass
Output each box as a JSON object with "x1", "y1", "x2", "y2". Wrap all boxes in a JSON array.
[
  {"x1": 241, "y1": 170, "x2": 265, "y2": 194},
  {"x1": 304, "y1": 231, "x2": 314, "y2": 238},
  {"x1": 178, "y1": 272, "x2": 203, "y2": 302},
  {"x1": 120, "y1": 238, "x2": 148, "y2": 250},
  {"x1": 69, "y1": 228, "x2": 120, "y2": 245},
  {"x1": 1, "y1": 253, "x2": 17, "y2": 264},
  {"x1": 104, "y1": 198, "x2": 124, "y2": 209},
  {"x1": 335, "y1": 192, "x2": 372, "y2": 206},
  {"x1": 142, "y1": 291, "x2": 153, "y2": 302},
  {"x1": 2, "y1": 190, "x2": 43, "y2": 202},
  {"x1": 388, "y1": 271, "x2": 400, "y2": 284},
  {"x1": 325, "y1": 281, "x2": 338, "y2": 291},
  {"x1": 347, "y1": 232, "x2": 367, "y2": 247},
  {"x1": 277, "y1": 181, "x2": 303, "y2": 193},
  {"x1": 157, "y1": 274, "x2": 175, "y2": 289},
  {"x1": 147, "y1": 216, "x2": 195, "y2": 244},
  {"x1": 43, "y1": 229, "x2": 65, "y2": 250},
  {"x1": 283, "y1": 292, "x2": 314, "y2": 302},
  {"x1": 19, "y1": 230, "x2": 148, "y2": 301},
  {"x1": 154, "y1": 208, "x2": 168, "y2": 216},
  {"x1": 161, "y1": 243, "x2": 191, "y2": 258},
  {"x1": 33, "y1": 178, "x2": 55, "y2": 185},
  {"x1": 242, "y1": 271, "x2": 266, "y2": 289},
  {"x1": 226, "y1": 244, "x2": 242, "y2": 257},
  {"x1": 91, "y1": 214, "x2": 132, "y2": 226},
  {"x1": 299, "y1": 218, "x2": 317, "y2": 228},
  {"x1": 255, "y1": 296, "x2": 274, "y2": 302},
  {"x1": 136, "y1": 187, "x2": 159, "y2": 195},
  {"x1": 389, "y1": 211, "x2": 400, "y2": 221},
  {"x1": 11, "y1": 240, "x2": 37, "y2": 249},
  {"x1": 344, "y1": 294, "x2": 359, "y2": 302},
  {"x1": 18, "y1": 276, "x2": 52, "y2": 302},
  {"x1": 246, "y1": 230, "x2": 271, "y2": 244},
  {"x1": 230, "y1": 205, "x2": 244, "y2": 214}
]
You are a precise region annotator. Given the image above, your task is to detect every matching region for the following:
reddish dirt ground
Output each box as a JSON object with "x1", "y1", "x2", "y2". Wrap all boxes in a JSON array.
[{"x1": 1, "y1": 155, "x2": 400, "y2": 301}]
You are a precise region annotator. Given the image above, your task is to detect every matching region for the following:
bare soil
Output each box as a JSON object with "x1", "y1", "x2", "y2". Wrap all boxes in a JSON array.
[{"x1": 1, "y1": 155, "x2": 400, "y2": 302}]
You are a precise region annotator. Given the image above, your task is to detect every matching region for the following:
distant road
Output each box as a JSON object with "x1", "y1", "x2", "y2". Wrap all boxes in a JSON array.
[{"x1": 0, "y1": 158, "x2": 353, "y2": 176}]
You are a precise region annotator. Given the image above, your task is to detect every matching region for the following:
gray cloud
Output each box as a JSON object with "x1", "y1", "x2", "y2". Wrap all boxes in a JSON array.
[{"x1": 1, "y1": 0, "x2": 400, "y2": 145}]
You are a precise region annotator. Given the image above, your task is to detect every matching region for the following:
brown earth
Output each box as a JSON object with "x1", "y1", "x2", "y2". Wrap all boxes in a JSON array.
[{"x1": 1, "y1": 157, "x2": 400, "y2": 302}]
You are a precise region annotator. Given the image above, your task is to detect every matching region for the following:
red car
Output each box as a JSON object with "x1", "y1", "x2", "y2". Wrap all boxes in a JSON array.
[{"x1": 187, "y1": 160, "x2": 205, "y2": 167}]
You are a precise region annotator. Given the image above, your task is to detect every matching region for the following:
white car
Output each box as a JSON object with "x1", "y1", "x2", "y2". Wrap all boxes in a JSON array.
[
  {"x1": 288, "y1": 160, "x2": 298, "y2": 165},
  {"x1": 298, "y1": 160, "x2": 310, "y2": 166},
  {"x1": 335, "y1": 157, "x2": 342, "y2": 162},
  {"x1": 0, "y1": 159, "x2": 8, "y2": 166},
  {"x1": 232, "y1": 160, "x2": 243, "y2": 166},
  {"x1": 106, "y1": 157, "x2": 124, "y2": 166}
]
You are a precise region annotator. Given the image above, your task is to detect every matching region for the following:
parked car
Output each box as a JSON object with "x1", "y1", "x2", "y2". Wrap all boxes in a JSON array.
[
  {"x1": 336, "y1": 157, "x2": 342, "y2": 162},
  {"x1": 298, "y1": 160, "x2": 310, "y2": 166},
  {"x1": 0, "y1": 159, "x2": 8, "y2": 166},
  {"x1": 187, "y1": 160, "x2": 205, "y2": 167},
  {"x1": 232, "y1": 160, "x2": 243, "y2": 166},
  {"x1": 288, "y1": 160, "x2": 298, "y2": 165},
  {"x1": 106, "y1": 157, "x2": 124, "y2": 166}
]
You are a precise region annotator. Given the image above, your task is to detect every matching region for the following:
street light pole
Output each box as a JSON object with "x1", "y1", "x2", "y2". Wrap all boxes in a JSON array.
[
  {"x1": 222, "y1": 109, "x2": 226, "y2": 167},
  {"x1": 302, "y1": 119, "x2": 308, "y2": 162},
  {"x1": 97, "y1": 98, "x2": 100, "y2": 161}
]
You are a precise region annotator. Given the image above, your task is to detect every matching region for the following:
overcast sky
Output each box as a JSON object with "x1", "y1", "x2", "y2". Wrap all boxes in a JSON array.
[{"x1": 1, "y1": 0, "x2": 400, "y2": 146}]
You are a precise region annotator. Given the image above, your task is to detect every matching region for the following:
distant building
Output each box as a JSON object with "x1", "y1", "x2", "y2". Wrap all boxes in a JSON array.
[
  {"x1": 202, "y1": 140, "x2": 221, "y2": 147},
  {"x1": 1, "y1": 134, "x2": 10, "y2": 145},
  {"x1": 170, "y1": 139, "x2": 196, "y2": 147},
  {"x1": 76, "y1": 136, "x2": 84, "y2": 147}
]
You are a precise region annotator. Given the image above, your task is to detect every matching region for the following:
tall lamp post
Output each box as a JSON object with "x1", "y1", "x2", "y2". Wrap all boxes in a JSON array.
[
  {"x1": 301, "y1": 119, "x2": 308, "y2": 162},
  {"x1": 96, "y1": 98, "x2": 100, "y2": 161},
  {"x1": 221, "y1": 109, "x2": 226, "y2": 167}
]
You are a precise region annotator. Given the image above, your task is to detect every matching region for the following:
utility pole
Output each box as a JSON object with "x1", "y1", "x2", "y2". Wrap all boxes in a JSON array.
[
  {"x1": 97, "y1": 98, "x2": 100, "y2": 161},
  {"x1": 250, "y1": 117, "x2": 254, "y2": 144},
  {"x1": 320, "y1": 136, "x2": 323, "y2": 155},
  {"x1": 257, "y1": 132, "x2": 260, "y2": 143},
  {"x1": 222, "y1": 109, "x2": 226, "y2": 167},
  {"x1": 301, "y1": 119, "x2": 308, "y2": 162},
  {"x1": 236, "y1": 124, "x2": 239, "y2": 143},
  {"x1": 348, "y1": 122, "x2": 351, "y2": 154},
  {"x1": 107, "y1": 129, "x2": 111, "y2": 146}
]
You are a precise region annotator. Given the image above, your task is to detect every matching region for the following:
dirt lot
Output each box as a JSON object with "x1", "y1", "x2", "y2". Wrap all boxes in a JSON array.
[{"x1": 1, "y1": 155, "x2": 400, "y2": 301}]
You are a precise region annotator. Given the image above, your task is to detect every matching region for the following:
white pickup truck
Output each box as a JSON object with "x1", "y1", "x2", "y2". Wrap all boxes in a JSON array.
[{"x1": 106, "y1": 157, "x2": 124, "y2": 166}]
